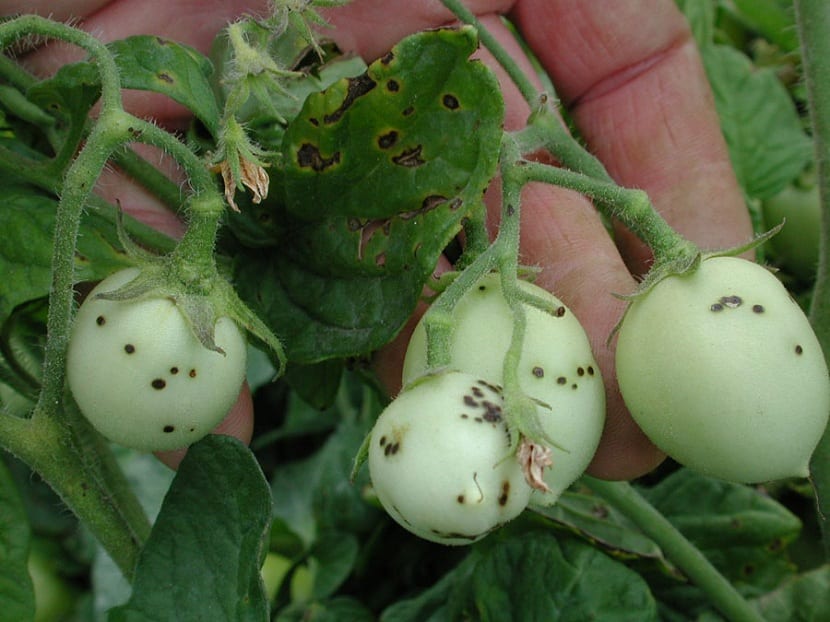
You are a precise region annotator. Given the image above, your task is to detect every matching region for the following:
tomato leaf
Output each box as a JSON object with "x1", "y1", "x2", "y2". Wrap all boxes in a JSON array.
[
  {"x1": 639, "y1": 468, "x2": 802, "y2": 615},
  {"x1": 750, "y1": 564, "x2": 830, "y2": 621},
  {"x1": 108, "y1": 435, "x2": 272, "y2": 622},
  {"x1": 0, "y1": 185, "x2": 141, "y2": 330},
  {"x1": 532, "y1": 489, "x2": 667, "y2": 563},
  {"x1": 235, "y1": 27, "x2": 503, "y2": 362},
  {"x1": 703, "y1": 44, "x2": 812, "y2": 200},
  {"x1": 381, "y1": 528, "x2": 659, "y2": 621},
  {"x1": 108, "y1": 36, "x2": 221, "y2": 135},
  {"x1": 0, "y1": 458, "x2": 35, "y2": 622}
]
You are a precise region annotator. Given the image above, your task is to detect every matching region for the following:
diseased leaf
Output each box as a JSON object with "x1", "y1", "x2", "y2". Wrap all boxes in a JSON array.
[
  {"x1": 108, "y1": 36, "x2": 221, "y2": 135},
  {"x1": 532, "y1": 489, "x2": 667, "y2": 563},
  {"x1": 236, "y1": 27, "x2": 503, "y2": 362},
  {"x1": 0, "y1": 458, "x2": 35, "y2": 622},
  {"x1": 703, "y1": 44, "x2": 812, "y2": 200},
  {"x1": 640, "y1": 468, "x2": 802, "y2": 614},
  {"x1": 108, "y1": 436, "x2": 272, "y2": 622}
]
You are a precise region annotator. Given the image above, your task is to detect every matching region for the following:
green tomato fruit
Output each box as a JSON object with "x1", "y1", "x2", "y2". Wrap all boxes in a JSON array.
[
  {"x1": 402, "y1": 274, "x2": 605, "y2": 505},
  {"x1": 763, "y1": 183, "x2": 820, "y2": 282},
  {"x1": 368, "y1": 370, "x2": 533, "y2": 545},
  {"x1": 616, "y1": 256, "x2": 830, "y2": 483},
  {"x1": 67, "y1": 268, "x2": 248, "y2": 452}
]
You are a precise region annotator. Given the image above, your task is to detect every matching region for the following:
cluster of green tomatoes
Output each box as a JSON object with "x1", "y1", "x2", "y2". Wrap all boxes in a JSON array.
[{"x1": 66, "y1": 255, "x2": 830, "y2": 545}]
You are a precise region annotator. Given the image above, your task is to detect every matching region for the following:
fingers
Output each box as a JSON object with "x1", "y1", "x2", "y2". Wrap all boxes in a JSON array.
[
  {"x1": 477, "y1": 15, "x2": 665, "y2": 479},
  {"x1": 155, "y1": 382, "x2": 254, "y2": 469},
  {"x1": 510, "y1": 0, "x2": 753, "y2": 274}
]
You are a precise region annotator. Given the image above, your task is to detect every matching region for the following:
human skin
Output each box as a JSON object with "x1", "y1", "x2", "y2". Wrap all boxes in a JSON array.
[{"x1": 6, "y1": 0, "x2": 752, "y2": 478}]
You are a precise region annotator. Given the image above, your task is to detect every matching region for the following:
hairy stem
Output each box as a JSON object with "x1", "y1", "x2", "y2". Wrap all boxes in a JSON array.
[
  {"x1": 0, "y1": 411, "x2": 147, "y2": 579},
  {"x1": 583, "y1": 477, "x2": 764, "y2": 622},
  {"x1": 794, "y1": 0, "x2": 830, "y2": 558},
  {"x1": 517, "y1": 160, "x2": 697, "y2": 262}
]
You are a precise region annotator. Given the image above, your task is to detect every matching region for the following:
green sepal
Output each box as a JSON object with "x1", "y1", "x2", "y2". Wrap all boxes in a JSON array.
[{"x1": 608, "y1": 224, "x2": 785, "y2": 343}]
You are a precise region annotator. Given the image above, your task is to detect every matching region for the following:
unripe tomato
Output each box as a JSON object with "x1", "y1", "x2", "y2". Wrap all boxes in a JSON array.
[
  {"x1": 763, "y1": 183, "x2": 820, "y2": 282},
  {"x1": 67, "y1": 268, "x2": 248, "y2": 452},
  {"x1": 403, "y1": 274, "x2": 605, "y2": 505},
  {"x1": 368, "y1": 370, "x2": 533, "y2": 544},
  {"x1": 615, "y1": 256, "x2": 830, "y2": 483}
]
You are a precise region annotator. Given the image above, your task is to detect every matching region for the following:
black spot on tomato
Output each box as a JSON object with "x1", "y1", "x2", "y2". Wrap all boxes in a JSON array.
[
  {"x1": 151, "y1": 379, "x2": 166, "y2": 390},
  {"x1": 442, "y1": 93, "x2": 460, "y2": 109},
  {"x1": 532, "y1": 366, "x2": 545, "y2": 378},
  {"x1": 556, "y1": 306, "x2": 566, "y2": 317},
  {"x1": 753, "y1": 304, "x2": 765, "y2": 313},
  {"x1": 720, "y1": 295, "x2": 743, "y2": 308},
  {"x1": 189, "y1": 369, "x2": 197, "y2": 378},
  {"x1": 163, "y1": 425, "x2": 175, "y2": 433},
  {"x1": 498, "y1": 481, "x2": 510, "y2": 506},
  {"x1": 464, "y1": 395, "x2": 479, "y2": 407},
  {"x1": 96, "y1": 315, "x2": 106, "y2": 326},
  {"x1": 170, "y1": 367, "x2": 179, "y2": 374},
  {"x1": 379, "y1": 435, "x2": 387, "y2": 447},
  {"x1": 124, "y1": 344, "x2": 135, "y2": 354},
  {"x1": 457, "y1": 494, "x2": 465, "y2": 503},
  {"x1": 587, "y1": 366, "x2": 595, "y2": 376},
  {"x1": 577, "y1": 367, "x2": 585, "y2": 376},
  {"x1": 710, "y1": 303, "x2": 724, "y2": 312},
  {"x1": 796, "y1": 345, "x2": 804, "y2": 355},
  {"x1": 557, "y1": 376, "x2": 567, "y2": 385}
]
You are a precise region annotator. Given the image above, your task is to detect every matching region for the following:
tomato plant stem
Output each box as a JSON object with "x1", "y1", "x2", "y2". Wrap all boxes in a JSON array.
[
  {"x1": 582, "y1": 477, "x2": 765, "y2": 622},
  {"x1": 794, "y1": 0, "x2": 830, "y2": 559},
  {"x1": 517, "y1": 160, "x2": 698, "y2": 263}
]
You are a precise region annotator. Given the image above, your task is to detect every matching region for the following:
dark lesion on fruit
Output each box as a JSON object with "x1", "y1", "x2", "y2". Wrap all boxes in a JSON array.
[
  {"x1": 151, "y1": 379, "x2": 166, "y2": 390},
  {"x1": 498, "y1": 480, "x2": 510, "y2": 506},
  {"x1": 124, "y1": 344, "x2": 135, "y2": 354},
  {"x1": 795, "y1": 344, "x2": 804, "y2": 355},
  {"x1": 163, "y1": 424, "x2": 175, "y2": 433},
  {"x1": 378, "y1": 434, "x2": 401, "y2": 457},
  {"x1": 752, "y1": 304, "x2": 765, "y2": 314},
  {"x1": 96, "y1": 315, "x2": 106, "y2": 326}
]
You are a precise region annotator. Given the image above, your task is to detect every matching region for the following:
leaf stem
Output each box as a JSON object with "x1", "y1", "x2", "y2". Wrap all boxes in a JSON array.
[
  {"x1": 516, "y1": 160, "x2": 697, "y2": 262},
  {"x1": 582, "y1": 477, "x2": 764, "y2": 622},
  {"x1": 793, "y1": 0, "x2": 830, "y2": 559}
]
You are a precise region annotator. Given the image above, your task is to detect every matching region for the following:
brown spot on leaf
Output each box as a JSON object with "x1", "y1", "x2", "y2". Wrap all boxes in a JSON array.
[
  {"x1": 157, "y1": 72, "x2": 174, "y2": 84},
  {"x1": 442, "y1": 93, "x2": 460, "y2": 109},
  {"x1": 392, "y1": 145, "x2": 426, "y2": 168},
  {"x1": 378, "y1": 130, "x2": 398, "y2": 149},
  {"x1": 297, "y1": 143, "x2": 341, "y2": 172},
  {"x1": 324, "y1": 74, "x2": 377, "y2": 124}
]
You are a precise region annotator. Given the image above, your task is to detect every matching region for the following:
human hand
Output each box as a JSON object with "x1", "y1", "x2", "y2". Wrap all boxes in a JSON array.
[{"x1": 8, "y1": 0, "x2": 753, "y2": 479}]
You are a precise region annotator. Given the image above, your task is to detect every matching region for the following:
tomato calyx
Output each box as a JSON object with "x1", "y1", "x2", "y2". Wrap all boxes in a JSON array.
[{"x1": 609, "y1": 224, "x2": 784, "y2": 342}]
